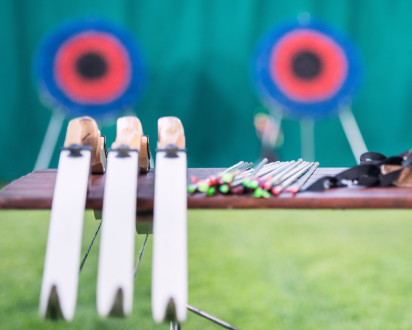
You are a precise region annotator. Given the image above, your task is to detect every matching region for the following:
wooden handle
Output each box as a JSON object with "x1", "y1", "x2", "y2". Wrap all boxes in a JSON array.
[
  {"x1": 64, "y1": 116, "x2": 100, "y2": 147},
  {"x1": 112, "y1": 116, "x2": 143, "y2": 150},
  {"x1": 64, "y1": 117, "x2": 105, "y2": 172},
  {"x1": 157, "y1": 117, "x2": 185, "y2": 149},
  {"x1": 91, "y1": 136, "x2": 107, "y2": 174},
  {"x1": 140, "y1": 135, "x2": 151, "y2": 173}
]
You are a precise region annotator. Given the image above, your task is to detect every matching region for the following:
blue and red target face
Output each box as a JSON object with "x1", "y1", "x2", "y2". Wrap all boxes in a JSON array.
[
  {"x1": 253, "y1": 21, "x2": 362, "y2": 118},
  {"x1": 35, "y1": 19, "x2": 145, "y2": 119}
]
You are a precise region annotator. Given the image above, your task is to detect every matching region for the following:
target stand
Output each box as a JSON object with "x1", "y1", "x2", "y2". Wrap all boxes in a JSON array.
[
  {"x1": 253, "y1": 16, "x2": 367, "y2": 163},
  {"x1": 33, "y1": 19, "x2": 146, "y2": 170}
]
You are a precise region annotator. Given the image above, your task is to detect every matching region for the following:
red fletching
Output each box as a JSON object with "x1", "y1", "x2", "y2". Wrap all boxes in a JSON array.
[
  {"x1": 207, "y1": 176, "x2": 218, "y2": 186},
  {"x1": 271, "y1": 187, "x2": 281, "y2": 196},
  {"x1": 231, "y1": 186, "x2": 245, "y2": 194},
  {"x1": 289, "y1": 186, "x2": 299, "y2": 195},
  {"x1": 263, "y1": 179, "x2": 272, "y2": 191}
]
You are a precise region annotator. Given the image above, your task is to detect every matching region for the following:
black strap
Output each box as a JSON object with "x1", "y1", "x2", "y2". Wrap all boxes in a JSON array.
[
  {"x1": 359, "y1": 152, "x2": 387, "y2": 165},
  {"x1": 402, "y1": 152, "x2": 412, "y2": 168},
  {"x1": 305, "y1": 151, "x2": 408, "y2": 192}
]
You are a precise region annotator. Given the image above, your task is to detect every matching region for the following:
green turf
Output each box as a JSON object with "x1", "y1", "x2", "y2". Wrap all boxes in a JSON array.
[{"x1": 1, "y1": 209, "x2": 412, "y2": 329}]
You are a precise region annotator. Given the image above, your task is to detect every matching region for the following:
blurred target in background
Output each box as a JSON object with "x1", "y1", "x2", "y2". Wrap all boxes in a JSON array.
[
  {"x1": 253, "y1": 17, "x2": 366, "y2": 162},
  {"x1": 33, "y1": 18, "x2": 145, "y2": 169}
]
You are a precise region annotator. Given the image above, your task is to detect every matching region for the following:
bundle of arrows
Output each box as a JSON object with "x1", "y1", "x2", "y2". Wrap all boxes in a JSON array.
[{"x1": 188, "y1": 158, "x2": 319, "y2": 198}]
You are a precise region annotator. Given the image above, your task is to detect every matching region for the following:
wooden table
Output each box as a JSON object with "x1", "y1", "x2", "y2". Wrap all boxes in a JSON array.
[
  {"x1": 1, "y1": 168, "x2": 412, "y2": 212},
  {"x1": 2, "y1": 167, "x2": 411, "y2": 327}
]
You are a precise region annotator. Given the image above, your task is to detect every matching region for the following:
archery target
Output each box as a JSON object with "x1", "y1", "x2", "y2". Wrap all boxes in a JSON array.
[
  {"x1": 253, "y1": 20, "x2": 362, "y2": 118},
  {"x1": 35, "y1": 19, "x2": 145, "y2": 119}
]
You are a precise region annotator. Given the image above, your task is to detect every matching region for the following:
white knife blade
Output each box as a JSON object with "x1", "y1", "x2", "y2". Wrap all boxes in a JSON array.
[
  {"x1": 40, "y1": 117, "x2": 104, "y2": 320},
  {"x1": 152, "y1": 117, "x2": 188, "y2": 323},
  {"x1": 97, "y1": 117, "x2": 142, "y2": 317}
]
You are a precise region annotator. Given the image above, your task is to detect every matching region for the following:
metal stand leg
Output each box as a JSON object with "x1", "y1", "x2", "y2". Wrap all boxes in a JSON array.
[
  {"x1": 132, "y1": 234, "x2": 239, "y2": 329},
  {"x1": 300, "y1": 118, "x2": 315, "y2": 161},
  {"x1": 267, "y1": 107, "x2": 283, "y2": 149},
  {"x1": 339, "y1": 106, "x2": 368, "y2": 163},
  {"x1": 187, "y1": 304, "x2": 241, "y2": 330},
  {"x1": 134, "y1": 234, "x2": 149, "y2": 277},
  {"x1": 34, "y1": 113, "x2": 64, "y2": 170},
  {"x1": 170, "y1": 321, "x2": 181, "y2": 330}
]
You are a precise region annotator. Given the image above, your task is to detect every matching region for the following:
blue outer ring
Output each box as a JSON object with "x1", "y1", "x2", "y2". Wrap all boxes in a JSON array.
[
  {"x1": 34, "y1": 18, "x2": 146, "y2": 119},
  {"x1": 252, "y1": 20, "x2": 362, "y2": 119}
]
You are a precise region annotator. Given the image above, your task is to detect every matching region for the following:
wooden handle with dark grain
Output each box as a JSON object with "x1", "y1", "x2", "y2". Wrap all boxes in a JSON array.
[
  {"x1": 157, "y1": 116, "x2": 185, "y2": 149},
  {"x1": 112, "y1": 116, "x2": 143, "y2": 150},
  {"x1": 140, "y1": 135, "x2": 151, "y2": 173},
  {"x1": 64, "y1": 116, "x2": 106, "y2": 173}
]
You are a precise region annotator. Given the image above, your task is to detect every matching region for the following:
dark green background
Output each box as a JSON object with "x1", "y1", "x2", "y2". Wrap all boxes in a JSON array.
[{"x1": 1, "y1": 0, "x2": 411, "y2": 180}]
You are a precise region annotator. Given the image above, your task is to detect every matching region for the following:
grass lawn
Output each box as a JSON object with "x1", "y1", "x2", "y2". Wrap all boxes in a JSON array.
[{"x1": 1, "y1": 209, "x2": 412, "y2": 329}]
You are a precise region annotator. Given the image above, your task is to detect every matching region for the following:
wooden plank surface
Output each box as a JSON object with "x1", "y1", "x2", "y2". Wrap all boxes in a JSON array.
[{"x1": 1, "y1": 168, "x2": 412, "y2": 211}]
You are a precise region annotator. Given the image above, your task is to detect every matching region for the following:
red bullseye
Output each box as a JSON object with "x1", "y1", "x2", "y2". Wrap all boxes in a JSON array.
[
  {"x1": 54, "y1": 32, "x2": 131, "y2": 104},
  {"x1": 270, "y1": 30, "x2": 347, "y2": 102}
]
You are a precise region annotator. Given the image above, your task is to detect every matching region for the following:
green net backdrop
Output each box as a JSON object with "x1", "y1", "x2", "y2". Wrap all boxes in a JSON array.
[{"x1": 1, "y1": 0, "x2": 411, "y2": 180}]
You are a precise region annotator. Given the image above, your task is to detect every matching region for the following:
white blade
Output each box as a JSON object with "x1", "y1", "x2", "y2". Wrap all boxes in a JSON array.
[
  {"x1": 152, "y1": 151, "x2": 187, "y2": 323},
  {"x1": 39, "y1": 149, "x2": 91, "y2": 320},
  {"x1": 97, "y1": 151, "x2": 139, "y2": 317}
]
